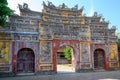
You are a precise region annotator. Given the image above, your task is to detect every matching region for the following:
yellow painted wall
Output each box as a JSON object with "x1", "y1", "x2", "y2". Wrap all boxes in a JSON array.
[
  {"x1": 62, "y1": 11, "x2": 68, "y2": 16},
  {"x1": 109, "y1": 43, "x2": 118, "y2": 61},
  {"x1": 42, "y1": 15, "x2": 47, "y2": 21},
  {"x1": 0, "y1": 41, "x2": 9, "y2": 63},
  {"x1": 79, "y1": 12, "x2": 82, "y2": 17},
  {"x1": 81, "y1": 18, "x2": 85, "y2": 24}
]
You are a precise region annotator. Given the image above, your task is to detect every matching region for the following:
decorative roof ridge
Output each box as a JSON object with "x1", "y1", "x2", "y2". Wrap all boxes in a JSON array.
[
  {"x1": 43, "y1": 1, "x2": 84, "y2": 11},
  {"x1": 18, "y1": 3, "x2": 42, "y2": 14}
]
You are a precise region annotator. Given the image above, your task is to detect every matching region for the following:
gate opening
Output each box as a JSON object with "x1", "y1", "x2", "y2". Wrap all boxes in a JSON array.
[{"x1": 57, "y1": 46, "x2": 75, "y2": 73}]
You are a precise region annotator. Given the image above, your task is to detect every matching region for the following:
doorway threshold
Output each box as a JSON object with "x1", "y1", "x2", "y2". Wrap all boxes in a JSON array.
[
  {"x1": 94, "y1": 69, "x2": 106, "y2": 72},
  {"x1": 57, "y1": 71, "x2": 75, "y2": 74},
  {"x1": 16, "y1": 73, "x2": 35, "y2": 76}
]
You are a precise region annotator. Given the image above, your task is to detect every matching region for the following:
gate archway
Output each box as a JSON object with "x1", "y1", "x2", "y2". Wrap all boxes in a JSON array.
[
  {"x1": 57, "y1": 46, "x2": 74, "y2": 72},
  {"x1": 52, "y1": 40, "x2": 80, "y2": 72},
  {"x1": 17, "y1": 48, "x2": 35, "y2": 73},
  {"x1": 94, "y1": 49, "x2": 105, "y2": 69}
]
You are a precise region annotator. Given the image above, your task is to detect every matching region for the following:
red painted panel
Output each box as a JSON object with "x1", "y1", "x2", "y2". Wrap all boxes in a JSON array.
[
  {"x1": 19, "y1": 42, "x2": 25, "y2": 49},
  {"x1": 12, "y1": 42, "x2": 15, "y2": 55},
  {"x1": 105, "y1": 57, "x2": 110, "y2": 69},
  {"x1": 12, "y1": 42, "x2": 16, "y2": 72},
  {"x1": 12, "y1": 54, "x2": 17, "y2": 73}
]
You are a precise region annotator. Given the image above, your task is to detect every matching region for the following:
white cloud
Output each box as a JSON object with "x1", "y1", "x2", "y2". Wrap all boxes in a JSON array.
[
  {"x1": 89, "y1": 0, "x2": 94, "y2": 16},
  {"x1": 89, "y1": 7, "x2": 94, "y2": 16},
  {"x1": 8, "y1": 0, "x2": 24, "y2": 14}
]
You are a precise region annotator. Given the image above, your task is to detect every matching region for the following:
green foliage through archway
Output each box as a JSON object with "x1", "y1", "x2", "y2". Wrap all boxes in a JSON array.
[{"x1": 64, "y1": 46, "x2": 71, "y2": 60}]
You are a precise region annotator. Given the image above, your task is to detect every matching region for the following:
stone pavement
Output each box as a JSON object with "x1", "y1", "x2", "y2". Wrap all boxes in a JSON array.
[
  {"x1": 0, "y1": 71, "x2": 120, "y2": 80},
  {"x1": 57, "y1": 64, "x2": 74, "y2": 73}
]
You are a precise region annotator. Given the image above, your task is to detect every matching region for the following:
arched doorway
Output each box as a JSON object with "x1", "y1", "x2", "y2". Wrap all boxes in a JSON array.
[
  {"x1": 17, "y1": 48, "x2": 35, "y2": 73},
  {"x1": 94, "y1": 49, "x2": 105, "y2": 69},
  {"x1": 57, "y1": 46, "x2": 75, "y2": 73}
]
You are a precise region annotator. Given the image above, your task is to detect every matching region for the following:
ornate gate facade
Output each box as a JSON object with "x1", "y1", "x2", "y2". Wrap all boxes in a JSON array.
[{"x1": 0, "y1": 2, "x2": 119, "y2": 74}]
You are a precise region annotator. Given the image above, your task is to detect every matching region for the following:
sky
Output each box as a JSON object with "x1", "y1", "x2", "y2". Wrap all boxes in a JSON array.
[{"x1": 7, "y1": 0, "x2": 120, "y2": 33}]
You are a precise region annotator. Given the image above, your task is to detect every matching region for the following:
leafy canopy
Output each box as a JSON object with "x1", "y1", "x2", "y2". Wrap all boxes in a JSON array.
[
  {"x1": 64, "y1": 46, "x2": 72, "y2": 60},
  {"x1": 118, "y1": 39, "x2": 120, "y2": 44},
  {"x1": 0, "y1": 0, "x2": 12, "y2": 27}
]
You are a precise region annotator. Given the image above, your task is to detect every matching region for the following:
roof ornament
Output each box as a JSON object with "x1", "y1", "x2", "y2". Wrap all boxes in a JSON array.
[
  {"x1": 43, "y1": 1, "x2": 46, "y2": 6},
  {"x1": 83, "y1": 14, "x2": 86, "y2": 17},
  {"x1": 102, "y1": 18, "x2": 105, "y2": 22},
  {"x1": 62, "y1": 3, "x2": 65, "y2": 9},
  {"x1": 80, "y1": 6, "x2": 84, "y2": 11},
  {"x1": 99, "y1": 14, "x2": 102, "y2": 17},
  {"x1": 23, "y1": 3, "x2": 29, "y2": 9},
  {"x1": 47, "y1": 1, "x2": 56, "y2": 8},
  {"x1": 47, "y1": 1, "x2": 52, "y2": 6},
  {"x1": 18, "y1": 4, "x2": 23, "y2": 9},
  {"x1": 112, "y1": 26, "x2": 116, "y2": 29},
  {"x1": 18, "y1": 3, "x2": 30, "y2": 11},
  {"x1": 75, "y1": 4, "x2": 78, "y2": 9},
  {"x1": 71, "y1": 4, "x2": 78, "y2": 10},
  {"x1": 93, "y1": 12, "x2": 98, "y2": 17},
  {"x1": 58, "y1": 3, "x2": 68, "y2": 9}
]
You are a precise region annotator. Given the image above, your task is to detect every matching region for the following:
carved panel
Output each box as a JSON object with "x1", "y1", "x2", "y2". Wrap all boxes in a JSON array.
[
  {"x1": 40, "y1": 41, "x2": 52, "y2": 63},
  {"x1": 80, "y1": 42, "x2": 90, "y2": 62},
  {"x1": 80, "y1": 63, "x2": 91, "y2": 69},
  {"x1": 21, "y1": 36, "x2": 31, "y2": 40},
  {"x1": 110, "y1": 62, "x2": 119, "y2": 68},
  {"x1": 39, "y1": 64, "x2": 53, "y2": 71}
]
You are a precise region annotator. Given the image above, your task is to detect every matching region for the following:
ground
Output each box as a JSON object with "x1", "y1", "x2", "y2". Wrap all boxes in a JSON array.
[
  {"x1": 0, "y1": 71, "x2": 120, "y2": 80},
  {"x1": 0, "y1": 64, "x2": 120, "y2": 80},
  {"x1": 57, "y1": 64, "x2": 74, "y2": 73}
]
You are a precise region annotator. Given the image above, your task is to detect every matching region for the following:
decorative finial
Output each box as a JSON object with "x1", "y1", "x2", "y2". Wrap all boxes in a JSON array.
[
  {"x1": 62, "y1": 3, "x2": 65, "y2": 9},
  {"x1": 23, "y1": 3, "x2": 28, "y2": 9},
  {"x1": 43, "y1": 1, "x2": 46, "y2": 6},
  {"x1": 75, "y1": 4, "x2": 78, "y2": 9},
  {"x1": 94, "y1": 12, "x2": 98, "y2": 17},
  {"x1": 18, "y1": 4, "x2": 23, "y2": 9},
  {"x1": 47, "y1": 1, "x2": 52, "y2": 6}
]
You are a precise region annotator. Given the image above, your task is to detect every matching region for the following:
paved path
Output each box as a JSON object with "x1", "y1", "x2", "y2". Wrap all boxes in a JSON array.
[
  {"x1": 0, "y1": 71, "x2": 120, "y2": 80},
  {"x1": 57, "y1": 64, "x2": 74, "y2": 73}
]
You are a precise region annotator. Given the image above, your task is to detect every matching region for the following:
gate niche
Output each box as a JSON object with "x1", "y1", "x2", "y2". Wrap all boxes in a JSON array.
[
  {"x1": 94, "y1": 49, "x2": 105, "y2": 69},
  {"x1": 17, "y1": 48, "x2": 35, "y2": 73}
]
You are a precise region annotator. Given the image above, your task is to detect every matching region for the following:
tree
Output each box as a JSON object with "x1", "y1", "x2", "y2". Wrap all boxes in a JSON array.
[
  {"x1": 64, "y1": 46, "x2": 71, "y2": 60},
  {"x1": 0, "y1": 0, "x2": 12, "y2": 27},
  {"x1": 116, "y1": 33, "x2": 120, "y2": 49},
  {"x1": 118, "y1": 39, "x2": 120, "y2": 44}
]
